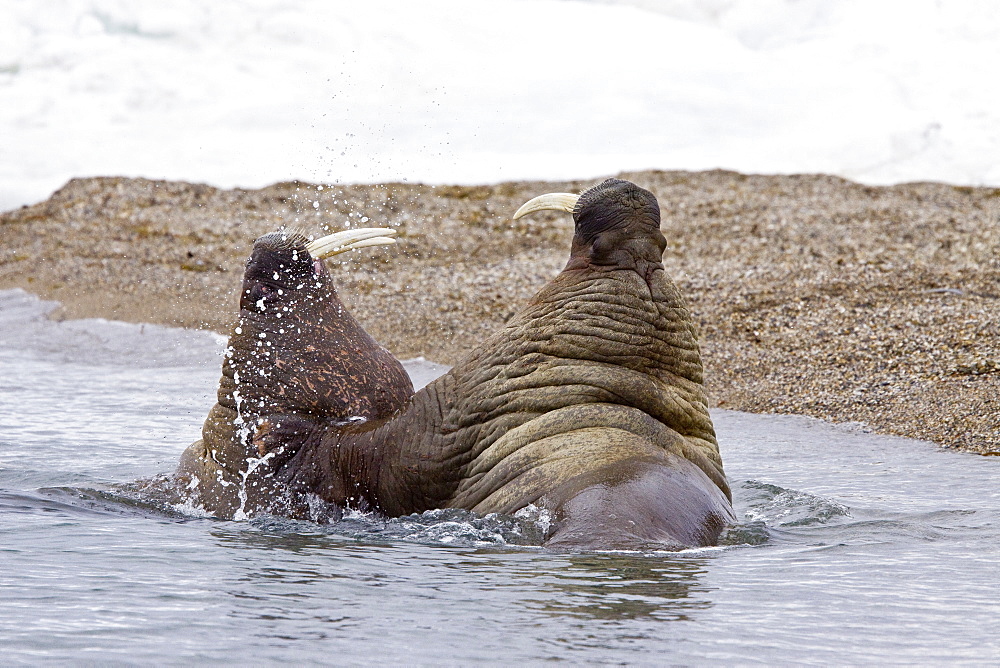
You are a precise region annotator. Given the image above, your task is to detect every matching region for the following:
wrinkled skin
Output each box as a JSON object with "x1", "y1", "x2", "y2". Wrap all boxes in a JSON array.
[
  {"x1": 174, "y1": 231, "x2": 413, "y2": 519},
  {"x1": 254, "y1": 180, "x2": 736, "y2": 549}
]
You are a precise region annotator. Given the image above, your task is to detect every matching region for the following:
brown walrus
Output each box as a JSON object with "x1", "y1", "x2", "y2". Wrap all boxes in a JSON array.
[
  {"x1": 174, "y1": 227, "x2": 412, "y2": 519},
  {"x1": 252, "y1": 179, "x2": 735, "y2": 549}
]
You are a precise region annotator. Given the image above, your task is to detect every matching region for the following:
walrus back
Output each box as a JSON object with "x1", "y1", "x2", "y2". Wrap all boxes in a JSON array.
[{"x1": 363, "y1": 265, "x2": 732, "y2": 546}]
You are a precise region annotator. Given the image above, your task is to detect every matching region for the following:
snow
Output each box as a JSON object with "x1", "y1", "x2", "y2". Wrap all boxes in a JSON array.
[{"x1": 1, "y1": 0, "x2": 998, "y2": 210}]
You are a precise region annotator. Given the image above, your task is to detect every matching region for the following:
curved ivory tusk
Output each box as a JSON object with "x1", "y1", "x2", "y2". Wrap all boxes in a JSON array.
[
  {"x1": 512, "y1": 193, "x2": 580, "y2": 220},
  {"x1": 305, "y1": 228, "x2": 398, "y2": 259},
  {"x1": 330, "y1": 236, "x2": 396, "y2": 251}
]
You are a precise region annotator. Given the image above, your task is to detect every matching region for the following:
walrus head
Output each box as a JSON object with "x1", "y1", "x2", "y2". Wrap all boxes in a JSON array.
[
  {"x1": 229, "y1": 228, "x2": 411, "y2": 422},
  {"x1": 239, "y1": 228, "x2": 395, "y2": 314},
  {"x1": 516, "y1": 178, "x2": 667, "y2": 277},
  {"x1": 240, "y1": 230, "x2": 325, "y2": 314},
  {"x1": 175, "y1": 227, "x2": 412, "y2": 519}
]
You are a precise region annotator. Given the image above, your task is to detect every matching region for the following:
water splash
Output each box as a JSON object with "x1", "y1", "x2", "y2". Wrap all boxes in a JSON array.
[
  {"x1": 230, "y1": 364, "x2": 263, "y2": 520},
  {"x1": 741, "y1": 479, "x2": 852, "y2": 527},
  {"x1": 232, "y1": 450, "x2": 276, "y2": 522}
]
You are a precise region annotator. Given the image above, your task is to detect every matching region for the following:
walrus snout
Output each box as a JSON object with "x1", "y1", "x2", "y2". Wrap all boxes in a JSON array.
[{"x1": 241, "y1": 232, "x2": 319, "y2": 312}]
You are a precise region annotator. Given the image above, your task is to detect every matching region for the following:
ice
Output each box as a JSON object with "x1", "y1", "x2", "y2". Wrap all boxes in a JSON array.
[{"x1": 2, "y1": 0, "x2": 998, "y2": 211}]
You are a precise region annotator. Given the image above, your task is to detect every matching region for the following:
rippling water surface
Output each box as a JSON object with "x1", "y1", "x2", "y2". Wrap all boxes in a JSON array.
[{"x1": 2, "y1": 289, "x2": 998, "y2": 665}]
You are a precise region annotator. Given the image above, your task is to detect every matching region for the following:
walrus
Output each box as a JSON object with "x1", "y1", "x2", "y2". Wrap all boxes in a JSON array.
[
  {"x1": 174, "y1": 227, "x2": 413, "y2": 519},
  {"x1": 252, "y1": 179, "x2": 735, "y2": 549}
]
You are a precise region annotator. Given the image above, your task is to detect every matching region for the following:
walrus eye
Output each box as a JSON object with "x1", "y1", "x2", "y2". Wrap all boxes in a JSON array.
[{"x1": 248, "y1": 282, "x2": 274, "y2": 305}]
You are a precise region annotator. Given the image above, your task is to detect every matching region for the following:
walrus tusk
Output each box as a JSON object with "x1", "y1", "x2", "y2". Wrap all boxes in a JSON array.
[
  {"x1": 512, "y1": 193, "x2": 580, "y2": 220},
  {"x1": 330, "y1": 236, "x2": 397, "y2": 251},
  {"x1": 305, "y1": 228, "x2": 398, "y2": 259}
]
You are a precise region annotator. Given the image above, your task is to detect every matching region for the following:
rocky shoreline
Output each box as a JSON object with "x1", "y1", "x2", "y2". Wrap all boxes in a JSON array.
[{"x1": 1, "y1": 171, "x2": 997, "y2": 453}]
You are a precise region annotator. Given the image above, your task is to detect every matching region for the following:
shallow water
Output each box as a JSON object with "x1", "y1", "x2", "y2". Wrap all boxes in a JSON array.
[{"x1": 1, "y1": 288, "x2": 998, "y2": 665}]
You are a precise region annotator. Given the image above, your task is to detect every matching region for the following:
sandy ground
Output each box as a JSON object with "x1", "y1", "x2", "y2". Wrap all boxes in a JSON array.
[{"x1": 1, "y1": 171, "x2": 998, "y2": 453}]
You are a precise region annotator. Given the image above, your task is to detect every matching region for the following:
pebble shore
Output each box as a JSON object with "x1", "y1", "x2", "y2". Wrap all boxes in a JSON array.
[{"x1": 2, "y1": 171, "x2": 997, "y2": 453}]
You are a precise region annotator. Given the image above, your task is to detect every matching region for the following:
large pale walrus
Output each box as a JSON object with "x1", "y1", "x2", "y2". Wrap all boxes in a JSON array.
[
  {"x1": 250, "y1": 179, "x2": 736, "y2": 549},
  {"x1": 174, "y1": 227, "x2": 412, "y2": 519}
]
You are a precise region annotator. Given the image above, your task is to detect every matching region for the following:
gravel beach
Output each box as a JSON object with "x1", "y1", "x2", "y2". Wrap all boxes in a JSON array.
[{"x1": 2, "y1": 171, "x2": 997, "y2": 453}]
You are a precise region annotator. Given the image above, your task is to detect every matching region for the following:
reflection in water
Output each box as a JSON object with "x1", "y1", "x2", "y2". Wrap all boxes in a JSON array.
[
  {"x1": 209, "y1": 526, "x2": 372, "y2": 637},
  {"x1": 211, "y1": 520, "x2": 350, "y2": 554},
  {"x1": 528, "y1": 553, "x2": 712, "y2": 621},
  {"x1": 205, "y1": 518, "x2": 716, "y2": 632}
]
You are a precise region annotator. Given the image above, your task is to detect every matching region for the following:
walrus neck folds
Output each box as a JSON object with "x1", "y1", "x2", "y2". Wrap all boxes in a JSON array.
[{"x1": 255, "y1": 181, "x2": 722, "y2": 519}]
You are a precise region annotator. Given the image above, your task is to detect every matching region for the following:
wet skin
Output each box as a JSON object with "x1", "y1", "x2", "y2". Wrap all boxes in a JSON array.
[
  {"x1": 252, "y1": 180, "x2": 735, "y2": 549},
  {"x1": 174, "y1": 231, "x2": 412, "y2": 519}
]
